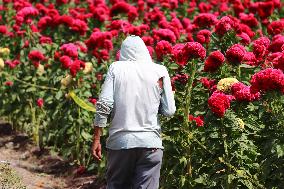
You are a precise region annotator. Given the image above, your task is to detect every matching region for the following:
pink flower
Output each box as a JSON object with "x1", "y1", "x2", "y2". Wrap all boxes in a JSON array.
[
  {"x1": 204, "y1": 51, "x2": 225, "y2": 72},
  {"x1": 60, "y1": 43, "x2": 78, "y2": 58},
  {"x1": 37, "y1": 98, "x2": 44, "y2": 108},
  {"x1": 226, "y1": 44, "x2": 246, "y2": 65}
]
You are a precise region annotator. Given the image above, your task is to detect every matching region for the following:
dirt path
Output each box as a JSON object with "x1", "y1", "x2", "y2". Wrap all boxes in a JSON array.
[{"x1": 0, "y1": 123, "x2": 105, "y2": 189}]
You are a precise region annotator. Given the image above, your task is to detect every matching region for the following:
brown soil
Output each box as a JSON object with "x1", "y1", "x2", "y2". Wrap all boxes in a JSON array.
[{"x1": 0, "y1": 123, "x2": 106, "y2": 189}]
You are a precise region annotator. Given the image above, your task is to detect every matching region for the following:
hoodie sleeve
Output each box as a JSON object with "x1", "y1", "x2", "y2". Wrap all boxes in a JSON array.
[
  {"x1": 158, "y1": 66, "x2": 176, "y2": 116},
  {"x1": 94, "y1": 64, "x2": 115, "y2": 127}
]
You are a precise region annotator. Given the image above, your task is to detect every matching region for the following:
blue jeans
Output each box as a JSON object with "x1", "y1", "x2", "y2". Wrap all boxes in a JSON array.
[{"x1": 106, "y1": 148, "x2": 163, "y2": 189}]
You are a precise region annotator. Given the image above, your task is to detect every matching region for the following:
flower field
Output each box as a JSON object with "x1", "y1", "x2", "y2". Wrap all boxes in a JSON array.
[{"x1": 1, "y1": 0, "x2": 284, "y2": 188}]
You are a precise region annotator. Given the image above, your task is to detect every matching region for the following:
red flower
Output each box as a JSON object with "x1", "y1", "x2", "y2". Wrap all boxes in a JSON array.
[
  {"x1": 28, "y1": 50, "x2": 46, "y2": 67},
  {"x1": 215, "y1": 16, "x2": 238, "y2": 36},
  {"x1": 188, "y1": 115, "x2": 204, "y2": 127},
  {"x1": 250, "y1": 68, "x2": 284, "y2": 94},
  {"x1": 71, "y1": 19, "x2": 89, "y2": 35},
  {"x1": 196, "y1": 29, "x2": 211, "y2": 44},
  {"x1": 171, "y1": 43, "x2": 185, "y2": 66},
  {"x1": 193, "y1": 13, "x2": 218, "y2": 28},
  {"x1": 268, "y1": 34, "x2": 284, "y2": 52},
  {"x1": 231, "y1": 82, "x2": 260, "y2": 102},
  {"x1": 200, "y1": 77, "x2": 216, "y2": 90},
  {"x1": 110, "y1": 2, "x2": 138, "y2": 22},
  {"x1": 155, "y1": 40, "x2": 172, "y2": 61},
  {"x1": 226, "y1": 44, "x2": 246, "y2": 65},
  {"x1": 70, "y1": 59, "x2": 85, "y2": 77},
  {"x1": 239, "y1": 13, "x2": 258, "y2": 28},
  {"x1": 242, "y1": 52, "x2": 257, "y2": 66},
  {"x1": 237, "y1": 32, "x2": 251, "y2": 45},
  {"x1": 37, "y1": 98, "x2": 44, "y2": 108},
  {"x1": 182, "y1": 42, "x2": 206, "y2": 62},
  {"x1": 89, "y1": 98, "x2": 97, "y2": 105},
  {"x1": 153, "y1": 29, "x2": 176, "y2": 43},
  {"x1": 267, "y1": 20, "x2": 284, "y2": 36},
  {"x1": 273, "y1": 53, "x2": 284, "y2": 72},
  {"x1": 257, "y1": 1, "x2": 274, "y2": 19},
  {"x1": 39, "y1": 36, "x2": 52, "y2": 44},
  {"x1": 0, "y1": 25, "x2": 8, "y2": 34},
  {"x1": 4, "y1": 81, "x2": 13, "y2": 86},
  {"x1": 208, "y1": 91, "x2": 235, "y2": 117},
  {"x1": 253, "y1": 37, "x2": 270, "y2": 59},
  {"x1": 60, "y1": 56, "x2": 73, "y2": 69},
  {"x1": 204, "y1": 51, "x2": 225, "y2": 72}
]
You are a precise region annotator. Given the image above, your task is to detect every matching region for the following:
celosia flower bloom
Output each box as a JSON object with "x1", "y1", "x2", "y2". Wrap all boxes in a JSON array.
[
  {"x1": 217, "y1": 78, "x2": 239, "y2": 93},
  {"x1": 196, "y1": 29, "x2": 211, "y2": 44},
  {"x1": 182, "y1": 42, "x2": 206, "y2": 62},
  {"x1": 153, "y1": 29, "x2": 176, "y2": 43},
  {"x1": 250, "y1": 68, "x2": 284, "y2": 94},
  {"x1": 208, "y1": 91, "x2": 235, "y2": 117},
  {"x1": 226, "y1": 44, "x2": 246, "y2": 65},
  {"x1": 28, "y1": 50, "x2": 46, "y2": 67},
  {"x1": 36, "y1": 98, "x2": 44, "y2": 108},
  {"x1": 155, "y1": 40, "x2": 172, "y2": 61},
  {"x1": 267, "y1": 20, "x2": 284, "y2": 36},
  {"x1": 60, "y1": 43, "x2": 78, "y2": 58},
  {"x1": 235, "y1": 118, "x2": 245, "y2": 129},
  {"x1": 231, "y1": 82, "x2": 260, "y2": 102},
  {"x1": 204, "y1": 51, "x2": 225, "y2": 72},
  {"x1": 188, "y1": 115, "x2": 204, "y2": 127},
  {"x1": 193, "y1": 13, "x2": 218, "y2": 28}
]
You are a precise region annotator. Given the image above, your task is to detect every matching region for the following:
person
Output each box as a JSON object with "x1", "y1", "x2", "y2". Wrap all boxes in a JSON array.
[{"x1": 92, "y1": 35, "x2": 176, "y2": 189}]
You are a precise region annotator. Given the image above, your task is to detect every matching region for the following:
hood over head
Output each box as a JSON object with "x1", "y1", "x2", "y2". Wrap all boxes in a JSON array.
[{"x1": 119, "y1": 35, "x2": 152, "y2": 62}]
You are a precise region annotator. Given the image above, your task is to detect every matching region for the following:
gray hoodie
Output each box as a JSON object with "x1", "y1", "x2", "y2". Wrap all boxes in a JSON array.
[{"x1": 94, "y1": 35, "x2": 176, "y2": 150}]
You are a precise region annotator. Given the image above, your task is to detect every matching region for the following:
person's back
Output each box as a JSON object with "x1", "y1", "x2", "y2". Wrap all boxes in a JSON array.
[{"x1": 92, "y1": 35, "x2": 176, "y2": 189}]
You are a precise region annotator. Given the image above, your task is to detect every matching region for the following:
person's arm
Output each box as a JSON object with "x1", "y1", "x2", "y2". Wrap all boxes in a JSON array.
[
  {"x1": 92, "y1": 65, "x2": 114, "y2": 161},
  {"x1": 159, "y1": 67, "x2": 176, "y2": 116}
]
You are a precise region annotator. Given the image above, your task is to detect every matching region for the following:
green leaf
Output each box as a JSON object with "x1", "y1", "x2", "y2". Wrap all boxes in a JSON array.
[{"x1": 69, "y1": 91, "x2": 96, "y2": 112}]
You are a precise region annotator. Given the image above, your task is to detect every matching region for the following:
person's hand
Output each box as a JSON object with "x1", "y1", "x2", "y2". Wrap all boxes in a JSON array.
[{"x1": 92, "y1": 139, "x2": 102, "y2": 161}]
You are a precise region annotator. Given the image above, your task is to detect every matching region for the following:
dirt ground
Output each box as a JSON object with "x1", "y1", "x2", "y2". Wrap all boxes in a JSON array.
[{"x1": 0, "y1": 123, "x2": 105, "y2": 189}]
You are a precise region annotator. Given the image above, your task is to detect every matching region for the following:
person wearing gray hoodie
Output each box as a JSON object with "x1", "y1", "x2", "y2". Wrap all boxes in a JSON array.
[{"x1": 92, "y1": 35, "x2": 176, "y2": 189}]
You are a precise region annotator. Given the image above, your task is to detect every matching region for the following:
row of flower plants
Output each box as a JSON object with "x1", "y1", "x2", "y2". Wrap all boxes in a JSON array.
[{"x1": 0, "y1": 0, "x2": 284, "y2": 188}]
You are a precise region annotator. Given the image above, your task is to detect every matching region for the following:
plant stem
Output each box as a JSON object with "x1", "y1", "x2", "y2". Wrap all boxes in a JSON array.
[
  {"x1": 2, "y1": 72, "x2": 58, "y2": 91},
  {"x1": 183, "y1": 60, "x2": 197, "y2": 126},
  {"x1": 183, "y1": 60, "x2": 197, "y2": 177},
  {"x1": 220, "y1": 118, "x2": 230, "y2": 189},
  {"x1": 237, "y1": 65, "x2": 241, "y2": 79}
]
